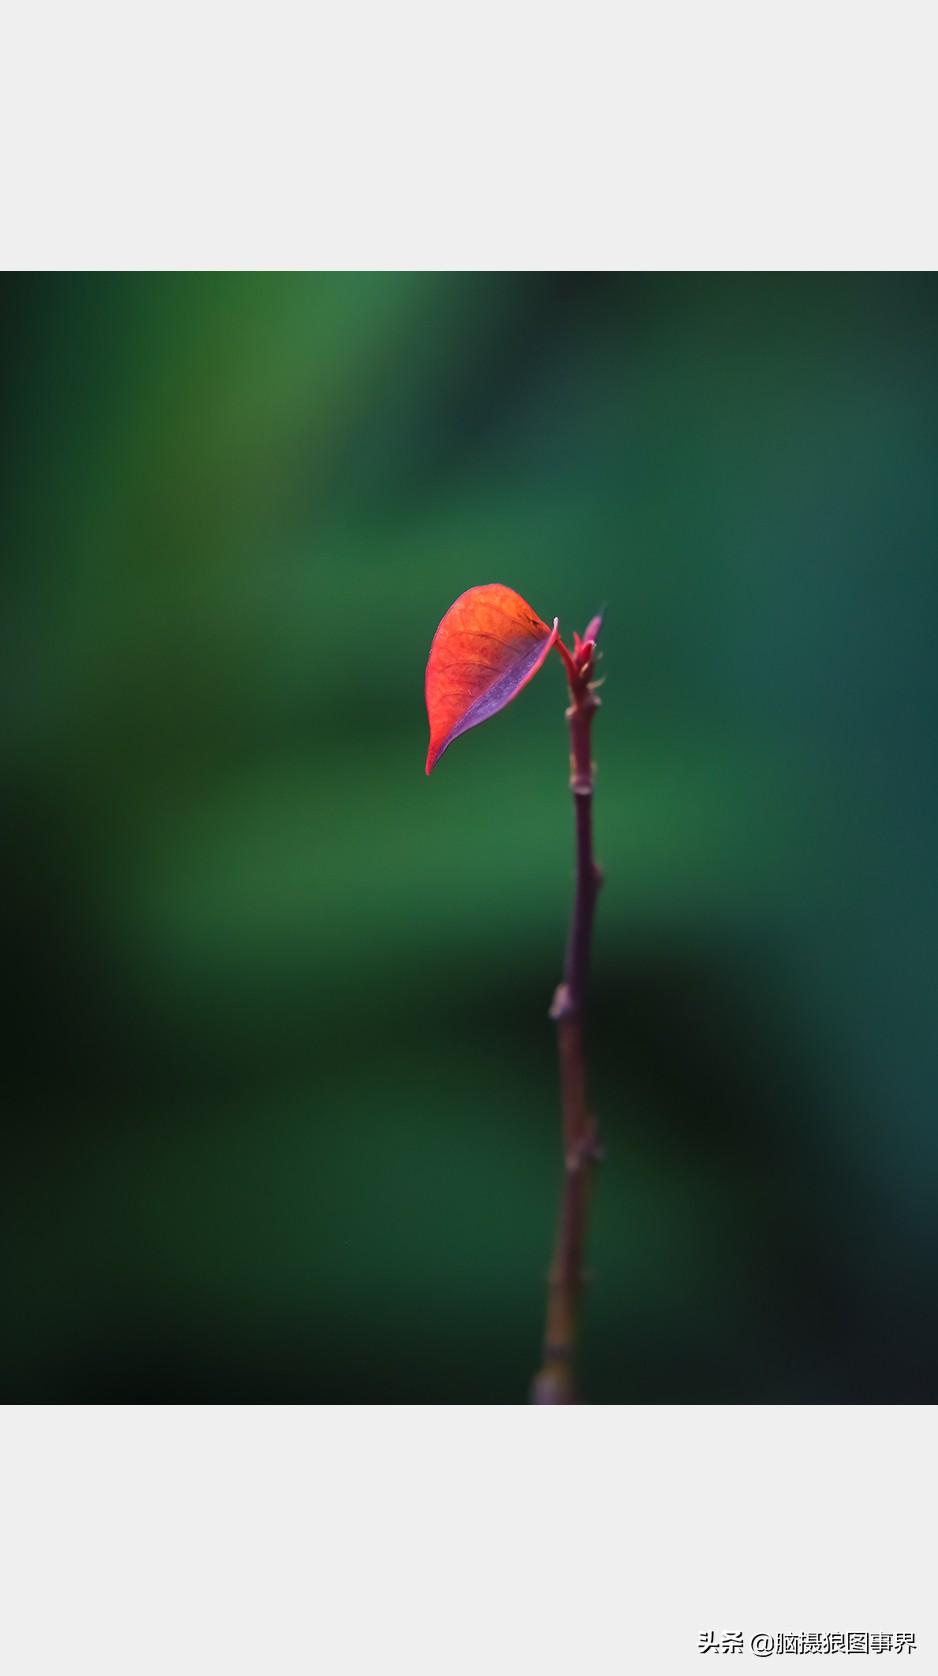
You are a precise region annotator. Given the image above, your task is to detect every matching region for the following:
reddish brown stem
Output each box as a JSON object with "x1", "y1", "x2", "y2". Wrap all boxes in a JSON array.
[{"x1": 531, "y1": 646, "x2": 602, "y2": 1404}]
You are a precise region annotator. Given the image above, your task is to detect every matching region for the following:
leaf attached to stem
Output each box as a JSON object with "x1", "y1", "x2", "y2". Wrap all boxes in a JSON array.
[{"x1": 425, "y1": 583, "x2": 558, "y2": 773}]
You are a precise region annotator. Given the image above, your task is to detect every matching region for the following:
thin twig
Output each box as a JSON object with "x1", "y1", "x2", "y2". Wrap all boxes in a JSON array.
[{"x1": 531, "y1": 650, "x2": 602, "y2": 1404}]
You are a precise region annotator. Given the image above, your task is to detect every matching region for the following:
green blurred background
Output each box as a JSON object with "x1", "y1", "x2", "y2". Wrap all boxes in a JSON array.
[{"x1": 4, "y1": 273, "x2": 937, "y2": 1402}]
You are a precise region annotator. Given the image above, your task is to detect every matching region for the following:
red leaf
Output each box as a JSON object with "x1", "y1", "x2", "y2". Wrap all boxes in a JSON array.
[{"x1": 425, "y1": 584, "x2": 558, "y2": 773}]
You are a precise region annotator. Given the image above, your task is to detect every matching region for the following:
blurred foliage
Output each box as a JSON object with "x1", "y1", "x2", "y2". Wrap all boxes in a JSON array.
[{"x1": 4, "y1": 273, "x2": 938, "y2": 1400}]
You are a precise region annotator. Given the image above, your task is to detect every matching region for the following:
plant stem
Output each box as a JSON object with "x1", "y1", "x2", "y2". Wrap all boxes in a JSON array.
[{"x1": 531, "y1": 660, "x2": 602, "y2": 1404}]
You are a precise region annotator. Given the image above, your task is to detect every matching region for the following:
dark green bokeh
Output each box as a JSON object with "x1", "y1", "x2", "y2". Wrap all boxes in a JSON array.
[{"x1": 5, "y1": 273, "x2": 937, "y2": 1401}]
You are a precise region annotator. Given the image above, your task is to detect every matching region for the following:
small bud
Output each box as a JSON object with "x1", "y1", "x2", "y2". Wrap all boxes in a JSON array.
[{"x1": 576, "y1": 638, "x2": 596, "y2": 674}]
